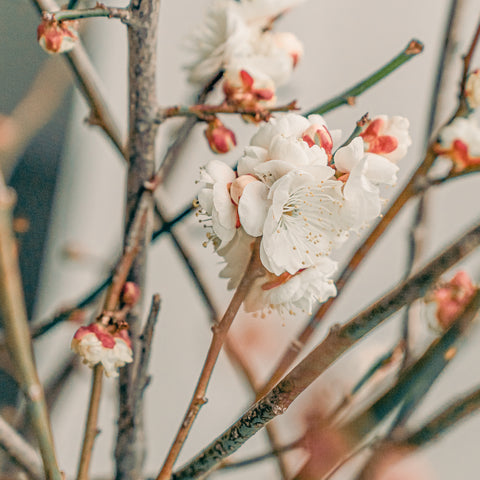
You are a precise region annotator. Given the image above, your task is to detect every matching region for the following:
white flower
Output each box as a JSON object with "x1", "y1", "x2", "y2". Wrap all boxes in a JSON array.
[
  {"x1": 360, "y1": 115, "x2": 412, "y2": 163},
  {"x1": 435, "y1": 117, "x2": 480, "y2": 171},
  {"x1": 335, "y1": 137, "x2": 398, "y2": 230},
  {"x1": 71, "y1": 324, "x2": 133, "y2": 378},
  {"x1": 218, "y1": 229, "x2": 337, "y2": 315},
  {"x1": 244, "y1": 258, "x2": 337, "y2": 314},
  {"x1": 238, "y1": 113, "x2": 332, "y2": 185},
  {"x1": 198, "y1": 160, "x2": 269, "y2": 246},
  {"x1": 185, "y1": 0, "x2": 252, "y2": 84},
  {"x1": 260, "y1": 168, "x2": 349, "y2": 275}
]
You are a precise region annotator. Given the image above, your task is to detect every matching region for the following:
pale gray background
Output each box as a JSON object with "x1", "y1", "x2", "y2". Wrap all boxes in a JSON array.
[{"x1": 3, "y1": 0, "x2": 480, "y2": 478}]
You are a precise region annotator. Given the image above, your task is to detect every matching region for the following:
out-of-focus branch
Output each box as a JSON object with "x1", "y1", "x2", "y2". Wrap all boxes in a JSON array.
[
  {"x1": 0, "y1": 175, "x2": 61, "y2": 480},
  {"x1": 0, "y1": 415, "x2": 43, "y2": 480},
  {"x1": 172, "y1": 220, "x2": 480, "y2": 479}
]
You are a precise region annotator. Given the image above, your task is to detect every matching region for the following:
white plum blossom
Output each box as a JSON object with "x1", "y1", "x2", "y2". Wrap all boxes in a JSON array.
[
  {"x1": 71, "y1": 323, "x2": 133, "y2": 378},
  {"x1": 197, "y1": 160, "x2": 269, "y2": 246},
  {"x1": 335, "y1": 137, "x2": 399, "y2": 231},
  {"x1": 185, "y1": 1, "x2": 251, "y2": 84},
  {"x1": 238, "y1": 114, "x2": 333, "y2": 185},
  {"x1": 197, "y1": 112, "x2": 410, "y2": 314},
  {"x1": 244, "y1": 257, "x2": 337, "y2": 314},
  {"x1": 217, "y1": 229, "x2": 337, "y2": 314},
  {"x1": 434, "y1": 116, "x2": 480, "y2": 171},
  {"x1": 186, "y1": 0, "x2": 304, "y2": 88},
  {"x1": 359, "y1": 115, "x2": 412, "y2": 163},
  {"x1": 260, "y1": 168, "x2": 349, "y2": 275}
]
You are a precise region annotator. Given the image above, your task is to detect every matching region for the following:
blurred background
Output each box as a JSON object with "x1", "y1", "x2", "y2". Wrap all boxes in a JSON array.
[{"x1": 1, "y1": 0, "x2": 480, "y2": 478}]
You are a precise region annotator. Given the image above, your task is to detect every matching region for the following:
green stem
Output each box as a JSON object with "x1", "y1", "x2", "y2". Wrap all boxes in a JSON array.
[
  {"x1": 50, "y1": 6, "x2": 129, "y2": 22},
  {"x1": 306, "y1": 39, "x2": 423, "y2": 116},
  {"x1": 0, "y1": 182, "x2": 62, "y2": 480}
]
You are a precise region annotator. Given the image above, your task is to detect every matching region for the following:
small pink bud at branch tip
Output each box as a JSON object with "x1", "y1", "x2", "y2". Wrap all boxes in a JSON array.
[
  {"x1": 121, "y1": 281, "x2": 141, "y2": 306},
  {"x1": 204, "y1": 118, "x2": 237, "y2": 154}
]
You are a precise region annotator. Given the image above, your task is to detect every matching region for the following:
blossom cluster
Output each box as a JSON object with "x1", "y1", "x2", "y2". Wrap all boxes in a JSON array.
[
  {"x1": 198, "y1": 113, "x2": 411, "y2": 314},
  {"x1": 71, "y1": 323, "x2": 133, "y2": 377},
  {"x1": 186, "y1": 0, "x2": 304, "y2": 105}
]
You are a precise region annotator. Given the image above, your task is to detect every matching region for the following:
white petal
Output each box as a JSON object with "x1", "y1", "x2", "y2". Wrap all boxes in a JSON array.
[
  {"x1": 334, "y1": 137, "x2": 364, "y2": 173},
  {"x1": 364, "y1": 153, "x2": 399, "y2": 185},
  {"x1": 238, "y1": 181, "x2": 269, "y2": 236}
]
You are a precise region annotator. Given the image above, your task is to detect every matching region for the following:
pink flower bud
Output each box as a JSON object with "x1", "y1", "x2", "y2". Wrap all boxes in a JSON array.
[
  {"x1": 360, "y1": 115, "x2": 411, "y2": 163},
  {"x1": 204, "y1": 118, "x2": 237, "y2": 154},
  {"x1": 430, "y1": 271, "x2": 477, "y2": 330},
  {"x1": 229, "y1": 174, "x2": 257, "y2": 204},
  {"x1": 121, "y1": 281, "x2": 141, "y2": 306},
  {"x1": 465, "y1": 69, "x2": 480, "y2": 109},
  {"x1": 71, "y1": 323, "x2": 133, "y2": 377},
  {"x1": 37, "y1": 18, "x2": 79, "y2": 54}
]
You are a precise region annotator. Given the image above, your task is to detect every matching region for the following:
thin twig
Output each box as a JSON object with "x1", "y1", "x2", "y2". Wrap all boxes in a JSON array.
[
  {"x1": 0, "y1": 176, "x2": 61, "y2": 480},
  {"x1": 155, "y1": 100, "x2": 298, "y2": 123},
  {"x1": 401, "y1": 384, "x2": 480, "y2": 447},
  {"x1": 156, "y1": 238, "x2": 265, "y2": 480},
  {"x1": 76, "y1": 365, "x2": 103, "y2": 480},
  {"x1": 153, "y1": 70, "x2": 224, "y2": 186},
  {"x1": 31, "y1": 0, "x2": 126, "y2": 158},
  {"x1": 134, "y1": 294, "x2": 161, "y2": 411},
  {"x1": 172, "y1": 220, "x2": 480, "y2": 479},
  {"x1": 46, "y1": 5, "x2": 130, "y2": 22},
  {"x1": 75, "y1": 202, "x2": 149, "y2": 480},
  {"x1": 306, "y1": 39, "x2": 423, "y2": 116}
]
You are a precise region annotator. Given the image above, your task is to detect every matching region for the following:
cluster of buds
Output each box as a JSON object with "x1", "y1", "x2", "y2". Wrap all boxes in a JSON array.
[
  {"x1": 37, "y1": 16, "x2": 79, "y2": 54},
  {"x1": 71, "y1": 282, "x2": 140, "y2": 377},
  {"x1": 426, "y1": 271, "x2": 477, "y2": 331}
]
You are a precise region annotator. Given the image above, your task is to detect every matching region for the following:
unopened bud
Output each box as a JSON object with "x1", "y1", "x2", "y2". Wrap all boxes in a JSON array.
[
  {"x1": 204, "y1": 118, "x2": 237, "y2": 154},
  {"x1": 121, "y1": 282, "x2": 141, "y2": 306},
  {"x1": 302, "y1": 124, "x2": 334, "y2": 157},
  {"x1": 465, "y1": 69, "x2": 480, "y2": 109},
  {"x1": 37, "y1": 18, "x2": 78, "y2": 54}
]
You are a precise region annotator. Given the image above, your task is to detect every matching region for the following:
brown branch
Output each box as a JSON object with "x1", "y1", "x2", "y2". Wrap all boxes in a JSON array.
[
  {"x1": 75, "y1": 201, "x2": 149, "y2": 480},
  {"x1": 76, "y1": 365, "x2": 103, "y2": 480},
  {"x1": 114, "y1": 2, "x2": 161, "y2": 479},
  {"x1": 155, "y1": 100, "x2": 298, "y2": 123},
  {"x1": 172, "y1": 219, "x2": 480, "y2": 479},
  {"x1": 156, "y1": 238, "x2": 265, "y2": 480}
]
